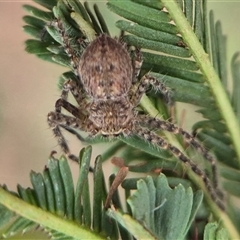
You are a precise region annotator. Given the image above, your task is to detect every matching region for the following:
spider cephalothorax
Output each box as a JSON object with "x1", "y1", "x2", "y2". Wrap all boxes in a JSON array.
[
  {"x1": 88, "y1": 99, "x2": 135, "y2": 136},
  {"x1": 47, "y1": 21, "x2": 224, "y2": 210}
]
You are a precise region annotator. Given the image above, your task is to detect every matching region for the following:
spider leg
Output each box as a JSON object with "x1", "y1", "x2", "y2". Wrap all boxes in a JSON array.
[
  {"x1": 54, "y1": 19, "x2": 87, "y2": 75},
  {"x1": 48, "y1": 98, "x2": 91, "y2": 162},
  {"x1": 130, "y1": 74, "x2": 173, "y2": 106},
  {"x1": 61, "y1": 79, "x2": 88, "y2": 109},
  {"x1": 118, "y1": 34, "x2": 143, "y2": 82},
  {"x1": 134, "y1": 126, "x2": 225, "y2": 210},
  {"x1": 48, "y1": 111, "x2": 82, "y2": 163},
  {"x1": 138, "y1": 115, "x2": 220, "y2": 191},
  {"x1": 55, "y1": 98, "x2": 77, "y2": 113},
  {"x1": 54, "y1": 19, "x2": 90, "y2": 111},
  {"x1": 129, "y1": 47, "x2": 172, "y2": 104}
]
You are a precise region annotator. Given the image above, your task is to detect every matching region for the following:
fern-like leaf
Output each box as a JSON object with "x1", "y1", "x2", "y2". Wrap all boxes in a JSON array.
[
  {"x1": 0, "y1": 147, "x2": 107, "y2": 239},
  {"x1": 0, "y1": 148, "x2": 208, "y2": 240}
]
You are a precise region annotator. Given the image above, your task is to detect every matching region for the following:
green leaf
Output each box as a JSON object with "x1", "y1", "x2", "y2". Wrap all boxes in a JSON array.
[
  {"x1": 107, "y1": 0, "x2": 175, "y2": 33},
  {"x1": 204, "y1": 222, "x2": 229, "y2": 240},
  {"x1": 115, "y1": 174, "x2": 203, "y2": 240},
  {"x1": 3, "y1": 217, "x2": 35, "y2": 238},
  {"x1": 118, "y1": 135, "x2": 171, "y2": 160},
  {"x1": 116, "y1": 19, "x2": 180, "y2": 43},
  {"x1": 107, "y1": 0, "x2": 240, "y2": 206},
  {"x1": 160, "y1": 0, "x2": 240, "y2": 165},
  {"x1": 132, "y1": 0, "x2": 163, "y2": 10},
  {"x1": 0, "y1": 187, "x2": 105, "y2": 239},
  {"x1": 66, "y1": 0, "x2": 91, "y2": 23},
  {"x1": 42, "y1": 169, "x2": 55, "y2": 213},
  {"x1": 0, "y1": 147, "x2": 107, "y2": 239},
  {"x1": 149, "y1": 72, "x2": 213, "y2": 107},
  {"x1": 231, "y1": 52, "x2": 240, "y2": 123},
  {"x1": 23, "y1": 15, "x2": 46, "y2": 28},
  {"x1": 143, "y1": 51, "x2": 198, "y2": 71},
  {"x1": 107, "y1": 209, "x2": 156, "y2": 240},
  {"x1": 33, "y1": 0, "x2": 57, "y2": 10},
  {"x1": 25, "y1": 39, "x2": 51, "y2": 54},
  {"x1": 92, "y1": 156, "x2": 104, "y2": 232},
  {"x1": 221, "y1": 179, "x2": 240, "y2": 197},
  {"x1": 184, "y1": 0, "x2": 193, "y2": 26},
  {"x1": 196, "y1": 132, "x2": 237, "y2": 168},
  {"x1": 93, "y1": 4, "x2": 110, "y2": 35},
  {"x1": 123, "y1": 34, "x2": 191, "y2": 57},
  {"x1": 30, "y1": 171, "x2": 47, "y2": 210},
  {"x1": 74, "y1": 146, "x2": 92, "y2": 224},
  {"x1": 23, "y1": 5, "x2": 54, "y2": 21},
  {"x1": 0, "y1": 204, "x2": 14, "y2": 229},
  {"x1": 48, "y1": 158, "x2": 66, "y2": 217},
  {"x1": 17, "y1": 185, "x2": 37, "y2": 205},
  {"x1": 59, "y1": 156, "x2": 75, "y2": 220}
]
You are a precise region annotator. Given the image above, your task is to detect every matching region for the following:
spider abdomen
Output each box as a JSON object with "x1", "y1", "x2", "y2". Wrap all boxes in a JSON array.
[{"x1": 78, "y1": 34, "x2": 133, "y2": 100}]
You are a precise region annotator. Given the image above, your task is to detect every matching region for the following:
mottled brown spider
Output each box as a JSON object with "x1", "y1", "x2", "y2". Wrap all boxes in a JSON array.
[{"x1": 47, "y1": 20, "x2": 224, "y2": 210}]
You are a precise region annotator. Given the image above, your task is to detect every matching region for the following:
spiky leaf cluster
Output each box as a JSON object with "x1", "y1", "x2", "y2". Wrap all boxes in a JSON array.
[{"x1": 1, "y1": 146, "x2": 206, "y2": 239}]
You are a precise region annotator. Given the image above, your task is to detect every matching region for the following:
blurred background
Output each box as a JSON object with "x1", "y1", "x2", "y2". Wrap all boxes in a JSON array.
[{"x1": 0, "y1": 0, "x2": 240, "y2": 191}]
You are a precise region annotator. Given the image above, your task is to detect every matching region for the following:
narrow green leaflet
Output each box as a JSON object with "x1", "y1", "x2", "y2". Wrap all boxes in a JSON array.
[
  {"x1": 59, "y1": 156, "x2": 75, "y2": 220},
  {"x1": 118, "y1": 174, "x2": 203, "y2": 240},
  {"x1": 107, "y1": 209, "x2": 157, "y2": 240},
  {"x1": 30, "y1": 171, "x2": 47, "y2": 210},
  {"x1": 231, "y1": 53, "x2": 240, "y2": 123},
  {"x1": 118, "y1": 135, "x2": 171, "y2": 160},
  {"x1": 48, "y1": 158, "x2": 66, "y2": 217},
  {"x1": 0, "y1": 147, "x2": 106, "y2": 239},
  {"x1": 204, "y1": 222, "x2": 229, "y2": 240},
  {"x1": 0, "y1": 204, "x2": 15, "y2": 230}
]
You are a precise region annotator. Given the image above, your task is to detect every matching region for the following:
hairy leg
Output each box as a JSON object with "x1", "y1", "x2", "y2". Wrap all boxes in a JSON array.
[
  {"x1": 54, "y1": 19, "x2": 86, "y2": 75},
  {"x1": 138, "y1": 115, "x2": 220, "y2": 191},
  {"x1": 134, "y1": 125, "x2": 225, "y2": 210},
  {"x1": 60, "y1": 79, "x2": 88, "y2": 110},
  {"x1": 48, "y1": 112, "x2": 81, "y2": 162},
  {"x1": 130, "y1": 74, "x2": 173, "y2": 106},
  {"x1": 48, "y1": 98, "x2": 90, "y2": 162}
]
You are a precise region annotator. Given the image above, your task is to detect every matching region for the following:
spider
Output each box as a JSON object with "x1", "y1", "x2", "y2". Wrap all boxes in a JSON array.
[{"x1": 47, "y1": 20, "x2": 224, "y2": 210}]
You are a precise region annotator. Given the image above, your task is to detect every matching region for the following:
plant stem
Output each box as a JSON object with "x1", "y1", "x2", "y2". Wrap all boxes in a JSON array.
[
  {"x1": 0, "y1": 188, "x2": 104, "y2": 239},
  {"x1": 161, "y1": 0, "x2": 240, "y2": 167}
]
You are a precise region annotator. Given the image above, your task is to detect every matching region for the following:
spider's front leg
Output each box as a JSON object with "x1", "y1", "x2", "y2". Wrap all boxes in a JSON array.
[
  {"x1": 59, "y1": 79, "x2": 88, "y2": 112},
  {"x1": 138, "y1": 115, "x2": 220, "y2": 191},
  {"x1": 48, "y1": 111, "x2": 81, "y2": 163},
  {"x1": 131, "y1": 74, "x2": 173, "y2": 106},
  {"x1": 134, "y1": 126, "x2": 225, "y2": 210},
  {"x1": 54, "y1": 19, "x2": 88, "y2": 75},
  {"x1": 47, "y1": 99, "x2": 91, "y2": 163},
  {"x1": 129, "y1": 47, "x2": 172, "y2": 105}
]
